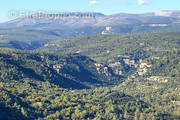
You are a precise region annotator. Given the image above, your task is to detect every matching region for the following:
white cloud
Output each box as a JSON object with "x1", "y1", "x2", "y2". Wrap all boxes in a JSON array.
[
  {"x1": 89, "y1": 0, "x2": 98, "y2": 5},
  {"x1": 138, "y1": 0, "x2": 148, "y2": 5}
]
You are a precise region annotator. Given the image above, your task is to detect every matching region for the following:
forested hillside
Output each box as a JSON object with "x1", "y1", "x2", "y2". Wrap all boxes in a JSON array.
[
  {"x1": 1, "y1": 25, "x2": 180, "y2": 51},
  {"x1": 1, "y1": 49, "x2": 180, "y2": 119},
  {"x1": 1, "y1": 0, "x2": 180, "y2": 118},
  {"x1": 1, "y1": 31, "x2": 180, "y2": 119},
  {"x1": 42, "y1": 32, "x2": 180, "y2": 61},
  {"x1": 0, "y1": 79, "x2": 159, "y2": 120},
  {"x1": 0, "y1": 48, "x2": 122, "y2": 89},
  {"x1": 115, "y1": 49, "x2": 180, "y2": 119},
  {"x1": 41, "y1": 32, "x2": 180, "y2": 78},
  {"x1": 0, "y1": 48, "x2": 158, "y2": 120},
  {"x1": 0, "y1": 29, "x2": 59, "y2": 50}
]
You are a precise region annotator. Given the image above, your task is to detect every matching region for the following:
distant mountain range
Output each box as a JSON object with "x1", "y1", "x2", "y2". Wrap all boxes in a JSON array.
[
  {"x1": 0, "y1": 10, "x2": 180, "y2": 29},
  {"x1": 1, "y1": 10, "x2": 180, "y2": 51}
]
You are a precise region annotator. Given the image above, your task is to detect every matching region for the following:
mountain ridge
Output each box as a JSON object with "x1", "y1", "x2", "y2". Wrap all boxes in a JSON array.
[{"x1": 1, "y1": 10, "x2": 180, "y2": 29}]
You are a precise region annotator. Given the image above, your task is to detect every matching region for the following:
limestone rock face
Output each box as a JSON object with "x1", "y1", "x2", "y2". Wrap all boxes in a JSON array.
[{"x1": 138, "y1": 62, "x2": 151, "y2": 76}]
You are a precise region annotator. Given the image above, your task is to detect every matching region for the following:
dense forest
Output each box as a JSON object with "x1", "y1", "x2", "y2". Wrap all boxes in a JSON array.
[
  {"x1": 41, "y1": 32, "x2": 180, "y2": 61},
  {"x1": 41, "y1": 31, "x2": 180, "y2": 78},
  {"x1": 0, "y1": 48, "x2": 157, "y2": 120},
  {"x1": 0, "y1": 29, "x2": 60, "y2": 50},
  {"x1": 0, "y1": 31, "x2": 180, "y2": 119},
  {"x1": 115, "y1": 49, "x2": 180, "y2": 119}
]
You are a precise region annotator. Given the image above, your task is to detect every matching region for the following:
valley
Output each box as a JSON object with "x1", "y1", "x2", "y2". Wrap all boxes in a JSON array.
[{"x1": 0, "y1": 10, "x2": 180, "y2": 120}]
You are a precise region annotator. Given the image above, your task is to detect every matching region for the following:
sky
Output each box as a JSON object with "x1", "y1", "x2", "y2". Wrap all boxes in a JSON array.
[{"x1": 0, "y1": 0, "x2": 180, "y2": 22}]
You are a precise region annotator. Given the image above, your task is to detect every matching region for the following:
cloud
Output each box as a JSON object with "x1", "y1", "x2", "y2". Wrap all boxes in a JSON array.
[
  {"x1": 89, "y1": 0, "x2": 98, "y2": 5},
  {"x1": 104, "y1": 1, "x2": 133, "y2": 5},
  {"x1": 138, "y1": 0, "x2": 149, "y2": 5}
]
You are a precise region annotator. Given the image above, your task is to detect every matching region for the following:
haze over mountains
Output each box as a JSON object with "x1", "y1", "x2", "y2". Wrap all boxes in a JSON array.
[{"x1": 1, "y1": 10, "x2": 180, "y2": 29}]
